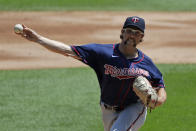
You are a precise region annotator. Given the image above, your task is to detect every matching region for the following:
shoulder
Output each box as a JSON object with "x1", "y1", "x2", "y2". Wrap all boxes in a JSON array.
[
  {"x1": 138, "y1": 49, "x2": 154, "y2": 65},
  {"x1": 138, "y1": 49, "x2": 161, "y2": 72},
  {"x1": 90, "y1": 43, "x2": 114, "y2": 49},
  {"x1": 71, "y1": 43, "x2": 115, "y2": 58},
  {"x1": 78, "y1": 43, "x2": 114, "y2": 49},
  {"x1": 83, "y1": 43, "x2": 114, "y2": 53}
]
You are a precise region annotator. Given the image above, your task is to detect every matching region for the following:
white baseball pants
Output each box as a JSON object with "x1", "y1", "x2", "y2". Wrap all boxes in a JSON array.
[{"x1": 100, "y1": 102, "x2": 147, "y2": 131}]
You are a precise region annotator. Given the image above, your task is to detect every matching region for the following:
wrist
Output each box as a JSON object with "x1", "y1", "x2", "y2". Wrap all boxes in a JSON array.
[
  {"x1": 156, "y1": 96, "x2": 166, "y2": 107},
  {"x1": 37, "y1": 36, "x2": 46, "y2": 44}
]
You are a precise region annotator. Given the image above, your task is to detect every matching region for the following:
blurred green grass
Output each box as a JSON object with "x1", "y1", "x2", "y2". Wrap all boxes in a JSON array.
[
  {"x1": 0, "y1": 64, "x2": 196, "y2": 131},
  {"x1": 0, "y1": 0, "x2": 196, "y2": 11},
  {"x1": 0, "y1": 68, "x2": 102, "y2": 131}
]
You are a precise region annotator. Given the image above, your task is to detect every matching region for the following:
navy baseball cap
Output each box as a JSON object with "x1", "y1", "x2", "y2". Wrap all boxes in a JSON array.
[{"x1": 123, "y1": 16, "x2": 145, "y2": 33}]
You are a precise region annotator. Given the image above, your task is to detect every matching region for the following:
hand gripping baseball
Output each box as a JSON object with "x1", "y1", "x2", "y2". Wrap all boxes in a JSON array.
[
  {"x1": 133, "y1": 76, "x2": 158, "y2": 109},
  {"x1": 15, "y1": 24, "x2": 41, "y2": 43}
]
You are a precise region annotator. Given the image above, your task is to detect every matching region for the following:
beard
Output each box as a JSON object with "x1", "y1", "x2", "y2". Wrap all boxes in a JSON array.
[{"x1": 124, "y1": 38, "x2": 137, "y2": 47}]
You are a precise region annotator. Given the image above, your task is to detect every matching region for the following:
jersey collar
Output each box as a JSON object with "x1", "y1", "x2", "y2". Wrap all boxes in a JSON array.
[{"x1": 114, "y1": 44, "x2": 144, "y2": 63}]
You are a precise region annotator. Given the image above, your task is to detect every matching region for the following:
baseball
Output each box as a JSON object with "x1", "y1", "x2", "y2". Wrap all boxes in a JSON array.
[{"x1": 14, "y1": 24, "x2": 23, "y2": 34}]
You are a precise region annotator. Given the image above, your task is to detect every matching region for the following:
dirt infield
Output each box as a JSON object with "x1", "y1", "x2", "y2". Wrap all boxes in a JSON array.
[{"x1": 0, "y1": 11, "x2": 196, "y2": 70}]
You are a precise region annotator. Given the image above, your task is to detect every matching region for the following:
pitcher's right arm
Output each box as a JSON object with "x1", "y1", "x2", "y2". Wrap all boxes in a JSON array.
[{"x1": 16, "y1": 25, "x2": 80, "y2": 60}]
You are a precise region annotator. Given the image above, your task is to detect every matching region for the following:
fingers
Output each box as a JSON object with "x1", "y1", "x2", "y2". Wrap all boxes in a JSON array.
[
  {"x1": 21, "y1": 31, "x2": 34, "y2": 41},
  {"x1": 22, "y1": 24, "x2": 31, "y2": 33},
  {"x1": 15, "y1": 24, "x2": 40, "y2": 42},
  {"x1": 22, "y1": 24, "x2": 27, "y2": 29},
  {"x1": 15, "y1": 24, "x2": 31, "y2": 40}
]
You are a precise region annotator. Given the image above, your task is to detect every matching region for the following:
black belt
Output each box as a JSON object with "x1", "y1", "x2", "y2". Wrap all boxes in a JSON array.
[{"x1": 101, "y1": 102, "x2": 124, "y2": 112}]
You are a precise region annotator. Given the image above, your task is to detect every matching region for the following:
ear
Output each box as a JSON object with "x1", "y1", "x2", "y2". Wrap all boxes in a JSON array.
[
  {"x1": 121, "y1": 29, "x2": 125, "y2": 33},
  {"x1": 141, "y1": 33, "x2": 144, "y2": 38},
  {"x1": 120, "y1": 34, "x2": 123, "y2": 39},
  {"x1": 139, "y1": 34, "x2": 144, "y2": 42},
  {"x1": 120, "y1": 29, "x2": 124, "y2": 39}
]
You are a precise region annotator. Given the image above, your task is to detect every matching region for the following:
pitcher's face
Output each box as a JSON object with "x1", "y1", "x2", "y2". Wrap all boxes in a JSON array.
[{"x1": 121, "y1": 28, "x2": 144, "y2": 47}]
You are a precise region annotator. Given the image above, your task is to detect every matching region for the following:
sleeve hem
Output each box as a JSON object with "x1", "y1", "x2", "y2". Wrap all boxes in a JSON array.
[{"x1": 71, "y1": 46, "x2": 88, "y2": 64}]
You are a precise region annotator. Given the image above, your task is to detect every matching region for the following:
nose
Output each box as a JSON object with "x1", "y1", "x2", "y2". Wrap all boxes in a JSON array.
[{"x1": 128, "y1": 34, "x2": 135, "y2": 39}]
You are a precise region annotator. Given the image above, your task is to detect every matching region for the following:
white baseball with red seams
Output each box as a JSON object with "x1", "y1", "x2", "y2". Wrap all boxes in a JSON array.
[{"x1": 14, "y1": 24, "x2": 23, "y2": 34}]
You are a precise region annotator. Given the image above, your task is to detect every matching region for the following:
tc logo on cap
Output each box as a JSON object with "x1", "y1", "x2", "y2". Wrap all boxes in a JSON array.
[{"x1": 131, "y1": 17, "x2": 139, "y2": 23}]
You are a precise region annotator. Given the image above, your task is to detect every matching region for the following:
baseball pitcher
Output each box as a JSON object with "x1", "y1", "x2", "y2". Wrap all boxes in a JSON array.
[{"x1": 15, "y1": 16, "x2": 167, "y2": 131}]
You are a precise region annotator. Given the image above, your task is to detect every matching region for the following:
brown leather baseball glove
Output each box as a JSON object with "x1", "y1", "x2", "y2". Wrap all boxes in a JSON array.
[{"x1": 133, "y1": 76, "x2": 158, "y2": 109}]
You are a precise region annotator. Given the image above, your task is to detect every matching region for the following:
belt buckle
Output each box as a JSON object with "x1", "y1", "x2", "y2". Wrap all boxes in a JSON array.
[
  {"x1": 103, "y1": 104, "x2": 118, "y2": 111},
  {"x1": 111, "y1": 106, "x2": 118, "y2": 111}
]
